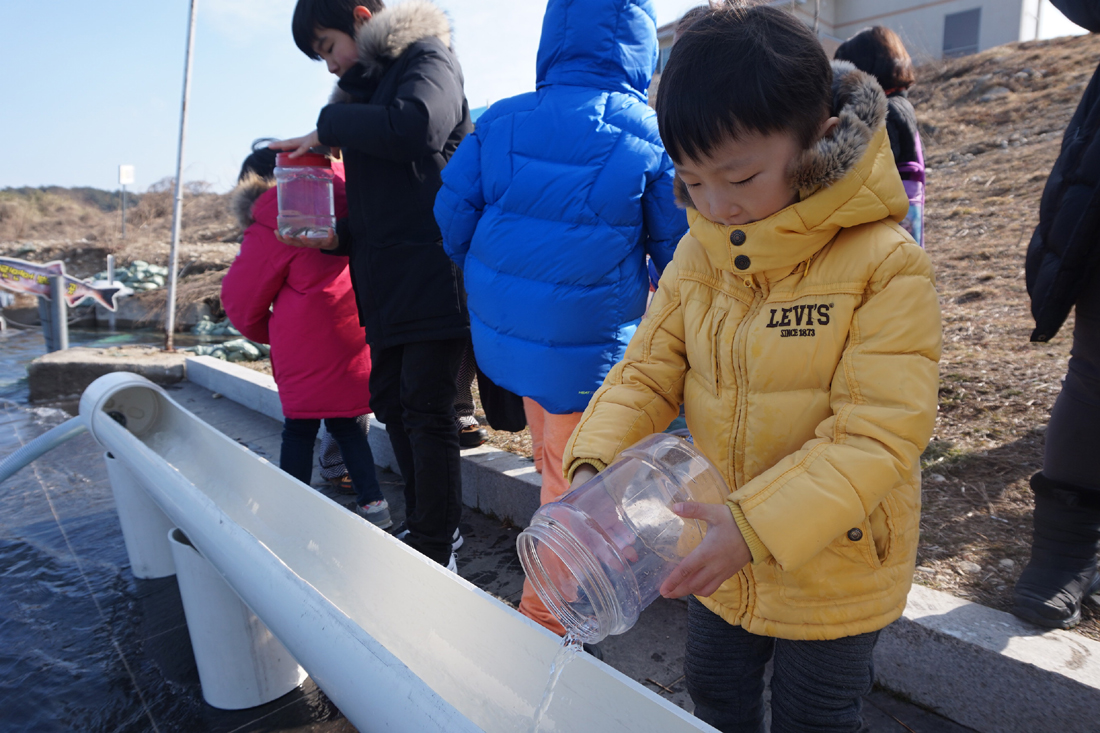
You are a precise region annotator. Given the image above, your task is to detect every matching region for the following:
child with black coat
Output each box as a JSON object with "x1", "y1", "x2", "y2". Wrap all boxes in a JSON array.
[{"x1": 273, "y1": 0, "x2": 472, "y2": 570}]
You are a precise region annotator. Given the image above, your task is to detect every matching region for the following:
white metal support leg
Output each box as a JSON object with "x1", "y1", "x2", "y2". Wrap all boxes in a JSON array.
[
  {"x1": 168, "y1": 528, "x2": 306, "y2": 710},
  {"x1": 104, "y1": 452, "x2": 176, "y2": 579}
]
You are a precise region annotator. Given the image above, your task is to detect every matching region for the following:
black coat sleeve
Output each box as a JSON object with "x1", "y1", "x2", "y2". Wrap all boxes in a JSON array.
[
  {"x1": 316, "y1": 40, "x2": 464, "y2": 163},
  {"x1": 885, "y1": 112, "x2": 903, "y2": 163},
  {"x1": 322, "y1": 216, "x2": 353, "y2": 257},
  {"x1": 1026, "y1": 59, "x2": 1100, "y2": 340},
  {"x1": 1052, "y1": 0, "x2": 1100, "y2": 33}
]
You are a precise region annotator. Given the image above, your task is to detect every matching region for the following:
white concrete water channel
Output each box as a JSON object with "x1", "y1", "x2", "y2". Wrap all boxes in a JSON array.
[{"x1": 75, "y1": 372, "x2": 716, "y2": 733}]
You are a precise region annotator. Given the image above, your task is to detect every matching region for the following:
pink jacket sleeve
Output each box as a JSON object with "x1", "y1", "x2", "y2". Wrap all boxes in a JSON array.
[{"x1": 220, "y1": 223, "x2": 292, "y2": 345}]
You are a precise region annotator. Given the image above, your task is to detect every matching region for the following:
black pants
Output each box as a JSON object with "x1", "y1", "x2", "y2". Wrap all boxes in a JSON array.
[
  {"x1": 685, "y1": 597, "x2": 878, "y2": 733},
  {"x1": 280, "y1": 417, "x2": 383, "y2": 506},
  {"x1": 369, "y1": 338, "x2": 464, "y2": 564},
  {"x1": 1046, "y1": 266, "x2": 1100, "y2": 490},
  {"x1": 455, "y1": 337, "x2": 477, "y2": 425}
]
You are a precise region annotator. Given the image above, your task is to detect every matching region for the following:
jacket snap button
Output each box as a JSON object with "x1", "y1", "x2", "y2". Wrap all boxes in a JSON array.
[
  {"x1": 847, "y1": 528, "x2": 863, "y2": 542},
  {"x1": 730, "y1": 229, "x2": 746, "y2": 246},
  {"x1": 734, "y1": 255, "x2": 751, "y2": 270}
]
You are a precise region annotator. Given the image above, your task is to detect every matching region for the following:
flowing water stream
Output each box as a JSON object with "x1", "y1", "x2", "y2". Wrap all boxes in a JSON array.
[{"x1": 529, "y1": 632, "x2": 584, "y2": 733}]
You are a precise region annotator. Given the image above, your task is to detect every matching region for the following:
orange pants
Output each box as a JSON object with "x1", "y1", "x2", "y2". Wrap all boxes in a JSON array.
[{"x1": 518, "y1": 397, "x2": 583, "y2": 636}]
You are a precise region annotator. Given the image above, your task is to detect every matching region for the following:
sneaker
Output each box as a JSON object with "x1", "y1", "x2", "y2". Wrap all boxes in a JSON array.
[
  {"x1": 445, "y1": 553, "x2": 458, "y2": 573},
  {"x1": 328, "y1": 474, "x2": 356, "y2": 495},
  {"x1": 391, "y1": 524, "x2": 463, "y2": 552},
  {"x1": 459, "y1": 424, "x2": 488, "y2": 448},
  {"x1": 355, "y1": 499, "x2": 393, "y2": 529}
]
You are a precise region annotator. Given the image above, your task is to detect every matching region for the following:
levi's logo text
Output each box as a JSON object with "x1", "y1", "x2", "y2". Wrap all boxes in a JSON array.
[{"x1": 766, "y1": 304, "x2": 831, "y2": 338}]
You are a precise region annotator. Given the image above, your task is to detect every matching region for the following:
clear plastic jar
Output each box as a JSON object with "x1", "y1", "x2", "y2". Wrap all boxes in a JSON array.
[
  {"x1": 517, "y1": 434, "x2": 728, "y2": 643},
  {"x1": 274, "y1": 153, "x2": 335, "y2": 240}
]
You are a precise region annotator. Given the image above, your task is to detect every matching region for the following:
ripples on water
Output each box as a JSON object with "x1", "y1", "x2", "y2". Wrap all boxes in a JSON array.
[{"x1": 0, "y1": 328, "x2": 349, "y2": 732}]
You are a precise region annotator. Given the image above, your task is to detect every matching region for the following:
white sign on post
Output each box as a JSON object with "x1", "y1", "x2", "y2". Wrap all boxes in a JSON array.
[{"x1": 119, "y1": 165, "x2": 135, "y2": 186}]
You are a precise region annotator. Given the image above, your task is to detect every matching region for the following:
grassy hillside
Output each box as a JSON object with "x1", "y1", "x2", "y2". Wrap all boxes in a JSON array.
[{"x1": 902, "y1": 32, "x2": 1100, "y2": 636}]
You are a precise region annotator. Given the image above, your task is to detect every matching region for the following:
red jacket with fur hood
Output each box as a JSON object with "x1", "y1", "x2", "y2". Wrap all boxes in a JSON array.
[{"x1": 221, "y1": 167, "x2": 372, "y2": 419}]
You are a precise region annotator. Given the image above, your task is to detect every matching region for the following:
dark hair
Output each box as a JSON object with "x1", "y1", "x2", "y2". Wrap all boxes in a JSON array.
[
  {"x1": 239, "y1": 139, "x2": 279, "y2": 182},
  {"x1": 674, "y1": 6, "x2": 710, "y2": 42},
  {"x1": 291, "y1": 0, "x2": 386, "y2": 59},
  {"x1": 834, "y1": 26, "x2": 914, "y2": 91},
  {"x1": 657, "y1": 5, "x2": 833, "y2": 164}
]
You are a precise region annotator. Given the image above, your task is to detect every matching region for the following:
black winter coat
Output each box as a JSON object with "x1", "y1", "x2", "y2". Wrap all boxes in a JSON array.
[
  {"x1": 885, "y1": 92, "x2": 919, "y2": 166},
  {"x1": 316, "y1": 0, "x2": 472, "y2": 349},
  {"x1": 1026, "y1": 0, "x2": 1100, "y2": 342}
]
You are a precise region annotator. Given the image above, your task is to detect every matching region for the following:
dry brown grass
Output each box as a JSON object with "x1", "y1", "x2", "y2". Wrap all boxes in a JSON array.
[
  {"x1": 0, "y1": 181, "x2": 242, "y2": 321},
  {"x1": 908, "y1": 32, "x2": 1100, "y2": 638}
]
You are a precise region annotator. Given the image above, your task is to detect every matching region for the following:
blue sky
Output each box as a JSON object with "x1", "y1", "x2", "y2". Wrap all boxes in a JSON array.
[
  {"x1": 0, "y1": 0, "x2": 700, "y2": 194},
  {"x1": 0, "y1": 1, "x2": 1085, "y2": 194}
]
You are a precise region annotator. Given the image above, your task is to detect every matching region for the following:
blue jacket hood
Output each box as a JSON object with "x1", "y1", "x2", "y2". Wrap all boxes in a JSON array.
[{"x1": 536, "y1": 0, "x2": 658, "y2": 101}]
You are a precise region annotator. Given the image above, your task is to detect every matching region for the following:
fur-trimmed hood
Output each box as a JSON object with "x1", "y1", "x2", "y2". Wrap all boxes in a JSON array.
[
  {"x1": 357, "y1": 0, "x2": 451, "y2": 78},
  {"x1": 229, "y1": 173, "x2": 276, "y2": 229},
  {"x1": 792, "y1": 60, "x2": 888, "y2": 195},
  {"x1": 678, "y1": 60, "x2": 910, "y2": 276},
  {"x1": 329, "y1": 0, "x2": 453, "y2": 104}
]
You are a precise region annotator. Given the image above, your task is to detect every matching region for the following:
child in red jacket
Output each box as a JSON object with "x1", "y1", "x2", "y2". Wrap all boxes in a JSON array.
[{"x1": 221, "y1": 141, "x2": 390, "y2": 528}]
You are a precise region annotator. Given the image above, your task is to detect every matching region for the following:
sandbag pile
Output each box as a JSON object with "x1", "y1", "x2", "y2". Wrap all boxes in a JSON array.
[
  {"x1": 191, "y1": 315, "x2": 241, "y2": 337},
  {"x1": 181, "y1": 316, "x2": 270, "y2": 363},
  {"x1": 92, "y1": 260, "x2": 169, "y2": 291}
]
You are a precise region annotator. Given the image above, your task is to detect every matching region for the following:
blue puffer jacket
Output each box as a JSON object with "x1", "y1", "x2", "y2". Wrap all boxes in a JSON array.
[{"x1": 434, "y1": 0, "x2": 686, "y2": 415}]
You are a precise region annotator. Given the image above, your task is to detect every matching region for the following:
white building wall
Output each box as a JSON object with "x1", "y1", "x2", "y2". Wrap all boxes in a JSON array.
[{"x1": 829, "y1": 0, "x2": 1026, "y2": 61}]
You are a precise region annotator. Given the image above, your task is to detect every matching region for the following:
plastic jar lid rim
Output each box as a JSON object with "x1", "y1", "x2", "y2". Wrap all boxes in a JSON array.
[
  {"x1": 275, "y1": 152, "x2": 331, "y2": 168},
  {"x1": 517, "y1": 520, "x2": 623, "y2": 643}
]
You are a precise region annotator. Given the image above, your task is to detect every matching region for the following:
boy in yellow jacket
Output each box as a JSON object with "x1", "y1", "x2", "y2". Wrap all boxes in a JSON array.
[{"x1": 563, "y1": 7, "x2": 941, "y2": 732}]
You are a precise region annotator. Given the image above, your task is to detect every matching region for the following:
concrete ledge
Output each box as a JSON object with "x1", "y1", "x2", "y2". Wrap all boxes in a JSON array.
[
  {"x1": 185, "y1": 356, "x2": 283, "y2": 422},
  {"x1": 184, "y1": 355, "x2": 1099, "y2": 730},
  {"x1": 877, "y1": 583, "x2": 1100, "y2": 733},
  {"x1": 28, "y1": 346, "x2": 186, "y2": 402},
  {"x1": 366, "y1": 433, "x2": 542, "y2": 525},
  {"x1": 185, "y1": 354, "x2": 543, "y2": 527}
]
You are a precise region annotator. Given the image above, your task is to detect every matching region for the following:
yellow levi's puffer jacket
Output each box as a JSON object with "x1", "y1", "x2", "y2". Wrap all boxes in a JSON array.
[{"x1": 563, "y1": 61, "x2": 943, "y2": 641}]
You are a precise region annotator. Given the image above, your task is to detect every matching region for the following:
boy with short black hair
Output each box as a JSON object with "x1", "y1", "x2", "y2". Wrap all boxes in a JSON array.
[
  {"x1": 274, "y1": 0, "x2": 472, "y2": 571},
  {"x1": 563, "y1": 6, "x2": 941, "y2": 731}
]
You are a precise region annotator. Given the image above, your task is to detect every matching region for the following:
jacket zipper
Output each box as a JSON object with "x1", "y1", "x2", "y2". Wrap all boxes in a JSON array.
[
  {"x1": 728, "y1": 279, "x2": 766, "y2": 627},
  {"x1": 730, "y1": 281, "x2": 766, "y2": 490}
]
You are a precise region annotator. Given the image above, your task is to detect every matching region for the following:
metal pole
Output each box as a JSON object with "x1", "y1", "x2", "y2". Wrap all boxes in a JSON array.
[
  {"x1": 37, "y1": 296, "x2": 53, "y2": 350},
  {"x1": 107, "y1": 254, "x2": 117, "y2": 332},
  {"x1": 49, "y1": 276, "x2": 68, "y2": 352},
  {"x1": 165, "y1": 0, "x2": 198, "y2": 352},
  {"x1": 121, "y1": 184, "x2": 127, "y2": 239}
]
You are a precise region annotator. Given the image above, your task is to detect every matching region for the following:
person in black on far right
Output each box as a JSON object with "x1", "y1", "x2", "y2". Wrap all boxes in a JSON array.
[{"x1": 1018, "y1": 0, "x2": 1100, "y2": 630}]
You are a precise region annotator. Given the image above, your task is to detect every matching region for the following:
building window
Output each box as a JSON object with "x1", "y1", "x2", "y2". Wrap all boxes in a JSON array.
[
  {"x1": 657, "y1": 45, "x2": 672, "y2": 74},
  {"x1": 943, "y1": 8, "x2": 981, "y2": 57}
]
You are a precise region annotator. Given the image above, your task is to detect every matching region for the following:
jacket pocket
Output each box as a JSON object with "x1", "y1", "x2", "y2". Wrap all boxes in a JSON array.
[
  {"x1": 867, "y1": 495, "x2": 896, "y2": 567},
  {"x1": 684, "y1": 301, "x2": 726, "y2": 397},
  {"x1": 776, "y1": 521, "x2": 894, "y2": 607}
]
